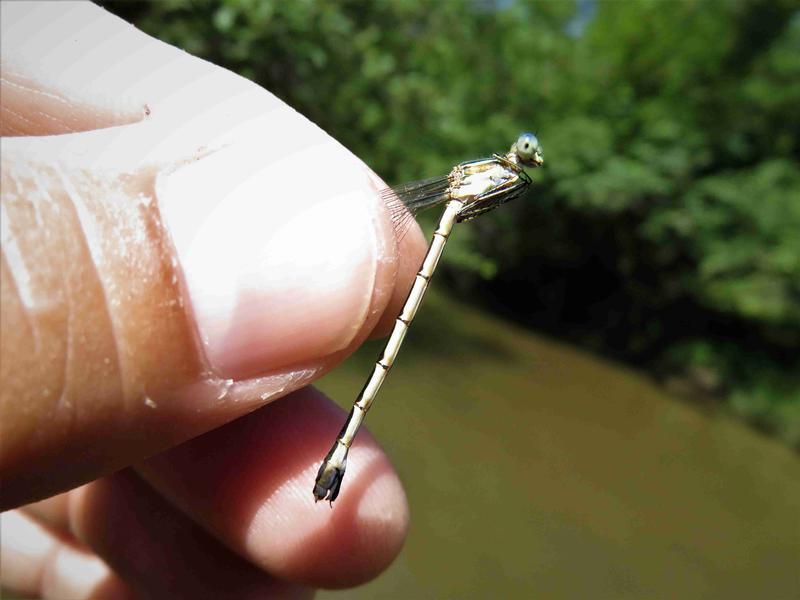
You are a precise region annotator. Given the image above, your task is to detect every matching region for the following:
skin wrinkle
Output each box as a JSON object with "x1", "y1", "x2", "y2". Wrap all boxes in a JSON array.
[
  {"x1": 0, "y1": 78, "x2": 78, "y2": 134},
  {"x1": 2, "y1": 104, "x2": 43, "y2": 129},
  {"x1": 0, "y1": 72, "x2": 81, "y2": 108},
  {"x1": 3, "y1": 168, "x2": 52, "y2": 354},
  {"x1": 0, "y1": 70, "x2": 143, "y2": 135},
  {"x1": 50, "y1": 166, "x2": 120, "y2": 425},
  {"x1": 0, "y1": 252, "x2": 37, "y2": 350},
  {"x1": 35, "y1": 170, "x2": 72, "y2": 422},
  {"x1": 38, "y1": 166, "x2": 73, "y2": 441},
  {"x1": 59, "y1": 264, "x2": 74, "y2": 419},
  {"x1": 33, "y1": 110, "x2": 72, "y2": 128},
  {"x1": 0, "y1": 78, "x2": 81, "y2": 130},
  {"x1": 3, "y1": 162, "x2": 70, "y2": 428},
  {"x1": 0, "y1": 198, "x2": 36, "y2": 307}
]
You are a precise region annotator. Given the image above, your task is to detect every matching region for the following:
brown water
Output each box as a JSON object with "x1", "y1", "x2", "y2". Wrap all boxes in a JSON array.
[{"x1": 317, "y1": 293, "x2": 800, "y2": 599}]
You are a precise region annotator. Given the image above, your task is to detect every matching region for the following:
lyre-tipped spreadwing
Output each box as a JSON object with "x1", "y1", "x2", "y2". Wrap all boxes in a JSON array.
[{"x1": 313, "y1": 132, "x2": 544, "y2": 504}]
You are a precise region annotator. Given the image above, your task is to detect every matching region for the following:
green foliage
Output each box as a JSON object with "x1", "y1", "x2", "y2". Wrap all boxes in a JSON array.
[
  {"x1": 647, "y1": 160, "x2": 800, "y2": 325},
  {"x1": 103, "y1": 0, "x2": 800, "y2": 444}
]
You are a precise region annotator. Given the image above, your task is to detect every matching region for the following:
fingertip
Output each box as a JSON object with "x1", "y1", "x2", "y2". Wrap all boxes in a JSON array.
[
  {"x1": 139, "y1": 386, "x2": 410, "y2": 588},
  {"x1": 229, "y1": 389, "x2": 411, "y2": 588},
  {"x1": 246, "y1": 440, "x2": 410, "y2": 588}
]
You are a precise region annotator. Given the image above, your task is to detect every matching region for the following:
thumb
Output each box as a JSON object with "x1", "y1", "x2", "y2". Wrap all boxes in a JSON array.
[{"x1": 0, "y1": 2, "x2": 425, "y2": 509}]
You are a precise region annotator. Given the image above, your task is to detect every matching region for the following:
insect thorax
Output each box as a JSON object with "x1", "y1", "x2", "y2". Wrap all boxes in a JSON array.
[{"x1": 448, "y1": 156, "x2": 521, "y2": 205}]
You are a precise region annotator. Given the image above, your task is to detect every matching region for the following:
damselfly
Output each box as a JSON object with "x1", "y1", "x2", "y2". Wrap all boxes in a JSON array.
[{"x1": 314, "y1": 133, "x2": 544, "y2": 504}]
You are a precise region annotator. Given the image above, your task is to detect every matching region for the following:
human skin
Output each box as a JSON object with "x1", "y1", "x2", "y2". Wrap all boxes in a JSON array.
[{"x1": 0, "y1": 2, "x2": 426, "y2": 597}]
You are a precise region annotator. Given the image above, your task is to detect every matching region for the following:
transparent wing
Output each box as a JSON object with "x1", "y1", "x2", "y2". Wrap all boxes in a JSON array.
[{"x1": 380, "y1": 174, "x2": 451, "y2": 241}]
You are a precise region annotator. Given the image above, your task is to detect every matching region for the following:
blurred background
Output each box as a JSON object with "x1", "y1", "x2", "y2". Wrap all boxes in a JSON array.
[{"x1": 104, "y1": 1, "x2": 799, "y2": 597}]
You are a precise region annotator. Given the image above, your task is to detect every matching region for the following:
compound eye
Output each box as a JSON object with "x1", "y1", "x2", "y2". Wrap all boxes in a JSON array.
[{"x1": 516, "y1": 132, "x2": 540, "y2": 161}]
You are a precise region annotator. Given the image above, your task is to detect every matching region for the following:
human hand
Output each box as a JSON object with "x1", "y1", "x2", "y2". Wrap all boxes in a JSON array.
[{"x1": 0, "y1": 2, "x2": 425, "y2": 597}]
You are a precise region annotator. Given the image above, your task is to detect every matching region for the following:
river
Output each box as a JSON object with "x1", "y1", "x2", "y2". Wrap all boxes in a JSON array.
[{"x1": 317, "y1": 292, "x2": 800, "y2": 599}]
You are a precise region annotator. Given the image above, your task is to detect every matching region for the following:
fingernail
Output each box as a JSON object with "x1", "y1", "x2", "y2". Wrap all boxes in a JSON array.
[{"x1": 158, "y1": 141, "x2": 382, "y2": 379}]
